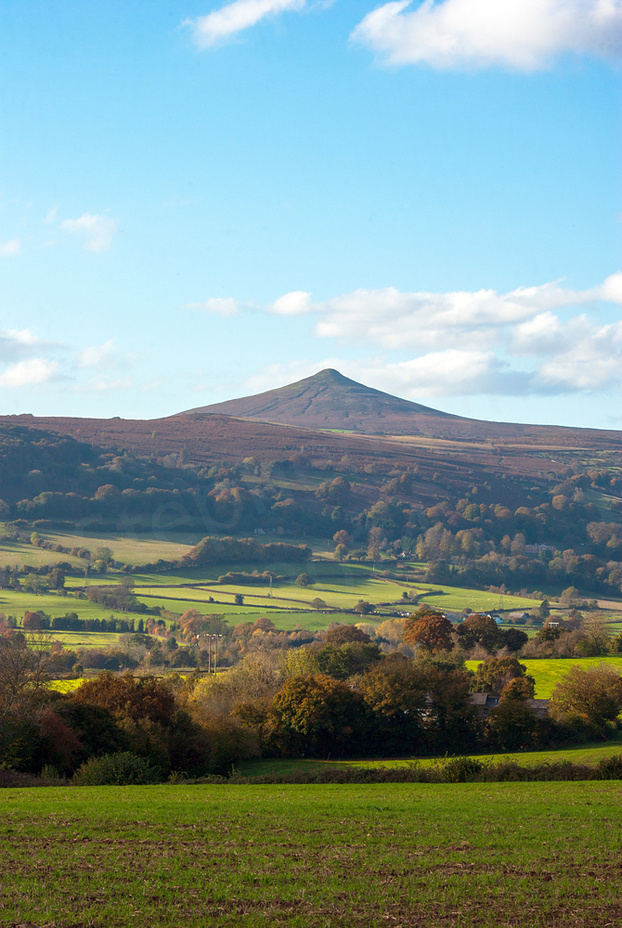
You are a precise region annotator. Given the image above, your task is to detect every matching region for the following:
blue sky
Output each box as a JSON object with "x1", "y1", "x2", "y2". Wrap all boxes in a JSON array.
[{"x1": 0, "y1": 0, "x2": 620, "y2": 428}]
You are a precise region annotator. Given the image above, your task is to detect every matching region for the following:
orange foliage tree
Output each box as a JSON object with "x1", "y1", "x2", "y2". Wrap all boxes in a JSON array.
[{"x1": 403, "y1": 609, "x2": 454, "y2": 652}]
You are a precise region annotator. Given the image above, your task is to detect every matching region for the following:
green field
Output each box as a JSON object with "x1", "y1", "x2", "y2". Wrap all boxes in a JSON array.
[
  {"x1": 1, "y1": 782, "x2": 621, "y2": 927},
  {"x1": 44, "y1": 530, "x2": 198, "y2": 565},
  {"x1": 0, "y1": 589, "x2": 145, "y2": 623},
  {"x1": 466, "y1": 656, "x2": 622, "y2": 698},
  {"x1": 0, "y1": 530, "x2": 198, "y2": 568},
  {"x1": 0, "y1": 559, "x2": 541, "y2": 642},
  {"x1": 129, "y1": 566, "x2": 539, "y2": 622},
  {"x1": 0, "y1": 539, "x2": 86, "y2": 568},
  {"x1": 238, "y1": 734, "x2": 622, "y2": 777}
]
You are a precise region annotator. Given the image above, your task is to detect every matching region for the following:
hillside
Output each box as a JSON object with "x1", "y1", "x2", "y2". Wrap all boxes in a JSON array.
[
  {"x1": 181, "y1": 368, "x2": 622, "y2": 446},
  {"x1": 182, "y1": 368, "x2": 455, "y2": 435},
  {"x1": 2, "y1": 369, "x2": 622, "y2": 489}
]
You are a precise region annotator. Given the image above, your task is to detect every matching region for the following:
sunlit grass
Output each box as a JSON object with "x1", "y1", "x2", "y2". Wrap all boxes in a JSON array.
[
  {"x1": 469, "y1": 655, "x2": 622, "y2": 699},
  {"x1": 1, "y1": 782, "x2": 621, "y2": 927}
]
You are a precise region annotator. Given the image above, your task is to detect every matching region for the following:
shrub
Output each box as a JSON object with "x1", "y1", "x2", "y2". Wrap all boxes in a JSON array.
[
  {"x1": 440, "y1": 756, "x2": 484, "y2": 783},
  {"x1": 596, "y1": 754, "x2": 622, "y2": 780},
  {"x1": 73, "y1": 751, "x2": 161, "y2": 786}
]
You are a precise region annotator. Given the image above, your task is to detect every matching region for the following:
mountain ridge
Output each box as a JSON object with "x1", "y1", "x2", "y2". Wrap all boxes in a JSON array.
[
  {"x1": 1, "y1": 370, "x2": 621, "y2": 477},
  {"x1": 181, "y1": 368, "x2": 464, "y2": 435},
  {"x1": 180, "y1": 368, "x2": 603, "y2": 442}
]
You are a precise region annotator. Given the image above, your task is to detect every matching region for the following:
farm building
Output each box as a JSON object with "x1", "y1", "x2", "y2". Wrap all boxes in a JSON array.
[{"x1": 470, "y1": 694, "x2": 549, "y2": 719}]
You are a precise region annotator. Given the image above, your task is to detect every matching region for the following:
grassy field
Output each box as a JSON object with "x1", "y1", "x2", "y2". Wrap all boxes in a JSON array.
[
  {"x1": 0, "y1": 540, "x2": 85, "y2": 569},
  {"x1": 47, "y1": 630, "x2": 126, "y2": 648},
  {"x1": 1, "y1": 781, "x2": 621, "y2": 927},
  {"x1": 238, "y1": 734, "x2": 622, "y2": 777},
  {"x1": 44, "y1": 530, "x2": 198, "y2": 565},
  {"x1": 466, "y1": 656, "x2": 622, "y2": 698},
  {"x1": 0, "y1": 530, "x2": 198, "y2": 568},
  {"x1": 129, "y1": 564, "x2": 539, "y2": 619},
  {"x1": 0, "y1": 589, "x2": 146, "y2": 623}
]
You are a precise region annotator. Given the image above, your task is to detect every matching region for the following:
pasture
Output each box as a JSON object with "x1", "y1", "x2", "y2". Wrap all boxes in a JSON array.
[
  {"x1": 1, "y1": 781, "x2": 621, "y2": 927},
  {"x1": 466, "y1": 656, "x2": 622, "y2": 699},
  {"x1": 238, "y1": 735, "x2": 622, "y2": 777},
  {"x1": 0, "y1": 530, "x2": 198, "y2": 567},
  {"x1": 129, "y1": 563, "x2": 540, "y2": 619},
  {"x1": 0, "y1": 539, "x2": 86, "y2": 569},
  {"x1": 0, "y1": 589, "x2": 144, "y2": 625}
]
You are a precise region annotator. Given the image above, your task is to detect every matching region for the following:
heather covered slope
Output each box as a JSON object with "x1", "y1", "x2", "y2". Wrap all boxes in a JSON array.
[
  {"x1": 181, "y1": 368, "x2": 622, "y2": 445},
  {"x1": 181, "y1": 368, "x2": 456, "y2": 435}
]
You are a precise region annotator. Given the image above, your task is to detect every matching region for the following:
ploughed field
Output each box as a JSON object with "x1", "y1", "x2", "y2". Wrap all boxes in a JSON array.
[{"x1": 2, "y1": 782, "x2": 622, "y2": 927}]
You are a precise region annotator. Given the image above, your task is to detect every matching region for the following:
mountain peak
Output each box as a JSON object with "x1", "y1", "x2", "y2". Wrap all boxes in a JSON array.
[{"x1": 181, "y1": 368, "x2": 455, "y2": 435}]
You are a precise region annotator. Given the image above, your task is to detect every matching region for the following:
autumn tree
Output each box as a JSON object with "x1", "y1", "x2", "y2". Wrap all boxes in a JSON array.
[
  {"x1": 358, "y1": 655, "x2": 427, "y2": 754},
  {"x1": 549, "y1": 666, "x2": 622, "y2": 726},
  {"x1": 487, "y1": 677, "x2": 539, "y2": 751},
  {"x1": 367, "y1": 526, "x2": 385, "y2": 562},
  {"x1": 456, "y1": 613, "x2": 503, "y2": 652},
  {"x1": 403, "y1": 609, "x2": 454, "y2": 653},
  {"x1": 333, "y1": 530, "x2": 351, "y2": 548},
  {"x1": 575, "y1": 615, "x2": 611, "y2": 657},
  {"x1": 72, "y1": 673, "x2": 176, "y2": 726},
  {"x1": 178, "y1": 610, "x2": 228, "y2": 643},
  {"x1": 324, "y1": 625, "x2": 371, "y2": 646},
  {"x1": 271, "y1": 673, "x2": 369, "y2": 757},
  {"x1": 315, "y1": 476, "x2": 351, "y2": 506},
  {"x1": 70, "y1": 672, "x2": 193, "y2": 773},
  {"x1": 316, "y1": 640, "x2": 382, "y2": 680},
  {"x1": 0, "y1": 630, "x2": 55, "y2": 723},
  {"x1": 422, "y1": 665, "x2": 482, "y2": 754},
  {"x1": 560, "y1": 586, "x2": 581, "y2": 606},
  {"x1": 500, "y1": 627, "x2": 529, "y2": 653},
  {"x1": 471, "y1": 657, "x2": 534, "y2": 696}
]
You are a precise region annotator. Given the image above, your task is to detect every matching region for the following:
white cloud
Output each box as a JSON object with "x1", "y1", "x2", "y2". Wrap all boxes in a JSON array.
[
  {"x1": 533, "y1": 318, "x2": 622, "y2": 390},
  {"x1": 351, "y1": 0, "x2": 622, "y2": 70},
  {"x1": 270, "y1": 291, "x2": 312, "y2": 315},
  {"x1": 186, "y1": 297, "x2": 241, "y2": 316},
  {"x1": 242, "y1": 353, "x2": 532, "y2": 398},
  {"x1": 78, "y1": 339, "x2": 133, "y2": 371},
  {"x1": 598, "y1": 271, "x2": 622, "y2": 303},
  {"x1": 73, "y1": 377, "x2": 134, "y2": 393},
  {"x1": 254, "y1": 272, "x2": 622, "y2": 398},
  {"x1": 61, "y1": 213, "x2": 118, "y2": 252},
  {"x1": 43, "y1": 207, "x2": 58, "y2": 225},
  {"x1": 187, "y1": 0, "x2": 305, "y2": 47},
  {"x1": 0, "y1": 358, "x2": 58, "y2": 388},
  {"x1": 0, "y1": 239, "x2": 22, "y2": 257},
  {"x1": 267, "y1": 280, "x2": 599, "y2": 352},
  {"x1": 0, "y1": 329, "x2": 58, "y2": 363}
]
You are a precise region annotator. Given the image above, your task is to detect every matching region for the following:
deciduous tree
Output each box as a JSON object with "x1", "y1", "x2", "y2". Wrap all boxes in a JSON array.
[
  {"x1": 471, "y1": 657, "x2": 534, "y2": 696},
  {"x1": 403, "y1": 609, "x2": 454, "y2": 653},
  {"x1": 272, "y1": 673, "x2": 369, "y2": 757},
  {"x1": 456, "y1": 613, "x2": 503, "y2": 652},
  {"x1": 0, "y1": 630, "x2": 54, "y2": 722},
  {"x1": 550, "y1": 666, "x2": 622, "y2": 726},
  {"x1": 324, "y1": 625, "x2": 371, "y2": 646}
]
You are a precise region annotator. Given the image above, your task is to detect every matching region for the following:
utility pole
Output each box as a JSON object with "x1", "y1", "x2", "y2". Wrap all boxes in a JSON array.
[{"x1": 208, "y1": 633, "x2": 222, "y2": 673}]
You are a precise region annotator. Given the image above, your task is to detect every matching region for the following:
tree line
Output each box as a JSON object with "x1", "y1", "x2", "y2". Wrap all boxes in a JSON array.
[{"x1": 3, "y1": 613, "x2": 622, "y2": 782}]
